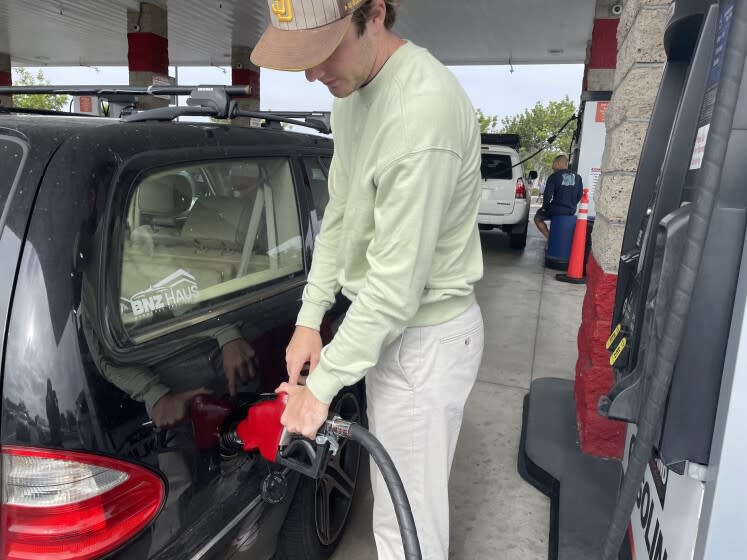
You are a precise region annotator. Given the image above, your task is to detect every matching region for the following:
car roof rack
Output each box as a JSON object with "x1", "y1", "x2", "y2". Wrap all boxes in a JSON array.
[
  {"x1": 234, "y1": 110, "x2": 331, "y2": 135},
  {"x1": 0, "y1": 85, "x2": 332, "y2": 134},
  {"x1": 481, "y1": 133, "x2": 521, "y2": 150},
  {"x1": 0, "y1": 105, "x2": 96, "y2": 118}
]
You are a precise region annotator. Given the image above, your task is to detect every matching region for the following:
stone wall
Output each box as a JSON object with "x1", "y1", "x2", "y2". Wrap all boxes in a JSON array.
[
  {"x1": 576, "y1": 0, "x2": 673, "y2": 458},
  {"x1": 592, "y1": 0, "x2": 673, "y2": 273}
]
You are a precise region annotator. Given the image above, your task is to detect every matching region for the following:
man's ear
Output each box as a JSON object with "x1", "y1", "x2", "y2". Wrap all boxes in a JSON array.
[{"x1": 370, "y1": 0, "x2": 388, "y2": 29}]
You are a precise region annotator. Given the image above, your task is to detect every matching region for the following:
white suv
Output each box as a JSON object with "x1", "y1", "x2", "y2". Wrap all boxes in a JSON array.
[{"x1": 477, "y1": 134, "x2": 529, "y2": 250}]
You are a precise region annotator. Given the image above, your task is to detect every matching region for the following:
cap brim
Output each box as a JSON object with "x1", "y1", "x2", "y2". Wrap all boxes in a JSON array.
[{"x1": 250, "y1": 15, "x2": 352, "y2": 72}]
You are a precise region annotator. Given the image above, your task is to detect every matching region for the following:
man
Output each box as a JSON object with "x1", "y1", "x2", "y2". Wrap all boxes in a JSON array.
[
  {"x1": 251, "y1": 1, "x2": 485, "y2": 558},
  {"x1": 533, "y1": 155, "x2": 584, "y2": 239}
]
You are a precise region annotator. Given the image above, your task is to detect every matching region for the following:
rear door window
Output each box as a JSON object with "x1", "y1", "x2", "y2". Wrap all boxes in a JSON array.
[
  {"x1": 0, "y1": 137, "x2": 28, "y2": 231},
  {"x1": 119, "y1": 157, "x2": 303, "y2": 335},
  {"x1": 481, "y1": 154, "x2": 513, "y2": 180}
]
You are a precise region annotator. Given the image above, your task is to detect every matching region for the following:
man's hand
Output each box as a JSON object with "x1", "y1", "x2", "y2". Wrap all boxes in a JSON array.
[
  {"x1": 285, "y1": 326, "x2": 322, "y2": 385},
  {"x1": 276, "y1": 383, "x2": 329, "y2": 440},
  {"x1": 222, "y1": 338, "x2": 256, "y2": 396},
  {"x1": 151, "y1": 388, "x2": 211, "y2": 428}
]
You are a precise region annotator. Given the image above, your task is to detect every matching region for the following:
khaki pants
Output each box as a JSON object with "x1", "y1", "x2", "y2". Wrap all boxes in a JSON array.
[{"x1": 366, "y1": 302, "x2": 484, "y2": 560}]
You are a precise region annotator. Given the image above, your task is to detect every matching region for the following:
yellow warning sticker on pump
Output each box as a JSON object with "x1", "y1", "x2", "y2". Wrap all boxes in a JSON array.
[
  {"x1": 606, "y1": 324, "x2": 622, "y2": 350},
  {"x1": 610, "y1": 337, "x2": 628, "y2": 366}
]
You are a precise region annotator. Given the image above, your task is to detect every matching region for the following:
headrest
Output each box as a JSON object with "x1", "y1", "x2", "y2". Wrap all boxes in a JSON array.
[
  {"x1": 181, "y1": 195, "x2": 253, "y2": 250},
  {"x1": 137, "y1": 174, "x2": 192, "y2": 216}
]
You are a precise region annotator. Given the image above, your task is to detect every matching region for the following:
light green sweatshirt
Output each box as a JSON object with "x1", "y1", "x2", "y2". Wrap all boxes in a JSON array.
[{"x1": 298, "y1": 42, "x2": 484, "y2": 405}]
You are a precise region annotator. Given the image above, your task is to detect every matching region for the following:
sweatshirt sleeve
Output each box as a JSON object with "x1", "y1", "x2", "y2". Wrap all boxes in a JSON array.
[
  {"x1": 305, "y1": 148, "x2": 459, "y2": 404},
  {"x1": 296, "y1": 155, "x2": 346, "y2": 331},
  {"x1": 81, "y1": 314, "x2": 170, "y2": 415},
  {"x1": 210, "y1": 324, "x2": 244, "y2": 348}
]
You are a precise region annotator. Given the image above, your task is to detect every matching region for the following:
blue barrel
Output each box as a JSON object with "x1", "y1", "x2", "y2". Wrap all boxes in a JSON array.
[{"x1": 545, "y1": 214, "x2": 577, "y2": 270}]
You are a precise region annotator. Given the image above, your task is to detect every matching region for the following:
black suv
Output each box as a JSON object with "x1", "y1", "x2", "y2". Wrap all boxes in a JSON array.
[{"x1": 0, "y1": 92, "x2": 362, "y2": 560}]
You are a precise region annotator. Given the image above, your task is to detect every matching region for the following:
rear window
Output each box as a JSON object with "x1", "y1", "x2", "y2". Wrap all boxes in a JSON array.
[
  {"x1": 0, "y1": 137, "x2": 28, "y2": 229},
  {"x1": 481, "y1": 153, "x2": 513, "y2": 180},
  {"x1": 118, "y1": 157, "x2": 304, "y2": 334}
]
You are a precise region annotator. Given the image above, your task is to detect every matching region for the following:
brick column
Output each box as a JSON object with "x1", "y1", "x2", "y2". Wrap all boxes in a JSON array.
[
  {"x1": 583, "y1": 1, "x2": 621, "y2": 92},
  {"x1": 231, "y1": 46, "x2": 261, "y2": 127},
  {"x1": 127, "y1": 2, "x2": 170, "y2": 110},
  {"x1": 576, "y1": 0, "x2": 673, "y2": 458},
  {"x1": 0, "y1": 53, "x2": 11, "y2": 109}
]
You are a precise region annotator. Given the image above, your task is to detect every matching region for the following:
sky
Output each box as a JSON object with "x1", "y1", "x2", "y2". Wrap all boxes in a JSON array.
[{"x1": 25, "y1": 63, "x2": 585, "y2": 124}]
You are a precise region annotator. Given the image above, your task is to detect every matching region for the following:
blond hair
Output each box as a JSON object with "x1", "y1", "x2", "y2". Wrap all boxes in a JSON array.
[{"x1": 553, "y1": 155, "x2": 569, "y2": 170}]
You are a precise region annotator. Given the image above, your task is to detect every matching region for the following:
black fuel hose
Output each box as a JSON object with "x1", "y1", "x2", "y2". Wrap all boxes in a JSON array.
[
  {"x1": 333, "y1": 422, "x2": 422, "y2": 560},
  {"x1": 601, "y1": 1, "x2": 747, "y2": 558}
]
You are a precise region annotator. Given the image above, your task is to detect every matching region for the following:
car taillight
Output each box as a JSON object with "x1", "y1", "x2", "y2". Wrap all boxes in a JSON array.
[
  {"x1": 515, "y1": 178, "x2": 526, "y2": 199},
  {"x1": 1, "y1": 445, "x2": 165, "y2": 560}
]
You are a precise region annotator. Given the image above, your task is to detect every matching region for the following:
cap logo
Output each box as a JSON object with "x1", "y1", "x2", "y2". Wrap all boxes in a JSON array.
[
  {"x1": 265, "y1": 0, "x2": 364, "y2": 31},
  {"x1": 342, "y1": 0, "x2": 364, "y2": 12},
  {"x1": 271, "y1": 0, "x2": 294, "y2": 22}
]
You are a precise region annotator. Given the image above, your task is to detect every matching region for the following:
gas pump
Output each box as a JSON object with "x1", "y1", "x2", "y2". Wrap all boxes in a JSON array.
[
  {"x1": 520, "y1": 0, "x2": 747, "y2": 558},
  {"x1": 573, "y1": 93, "x2": 610, "y2": 220}
]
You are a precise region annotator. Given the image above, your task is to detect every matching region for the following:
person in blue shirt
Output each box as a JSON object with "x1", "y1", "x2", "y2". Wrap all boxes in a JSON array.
[{"x1": 534, "y1": 154, "x2": 584, "y2": 239}]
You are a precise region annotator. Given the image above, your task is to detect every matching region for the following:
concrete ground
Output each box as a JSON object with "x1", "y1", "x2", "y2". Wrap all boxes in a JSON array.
[{"x1": 331, "y1": 217, "x2": 587, "y2": 560}]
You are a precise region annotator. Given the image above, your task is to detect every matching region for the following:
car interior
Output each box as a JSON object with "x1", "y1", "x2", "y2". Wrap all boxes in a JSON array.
[{"x1": 120, "y1": 158, "x2": 304, "y2": 330}]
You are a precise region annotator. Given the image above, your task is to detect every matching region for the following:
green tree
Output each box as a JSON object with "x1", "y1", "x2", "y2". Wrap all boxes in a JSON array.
[
  {"x1": 11, "y1": 68, "x2": 68, "y2": 111},
  {"x1": 475, "y1": 108, "x2": 498, "y2": 133},
  {"x1": 499, "y1": 96, "x2": 577, "y2": 180}
]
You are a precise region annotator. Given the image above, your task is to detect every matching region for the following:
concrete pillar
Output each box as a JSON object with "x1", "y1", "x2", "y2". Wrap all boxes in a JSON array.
[
  {"x1": 127, "y1": 2, "x2": 170, "y2": 109},
  {"x1": 583, "y1": 0, "x2": 621, "y2": 93},
  {"x1": 0, "y1": 53, "x2": 11, "y2": 108},
  {"x1": 575, "y1": 0, "x2": 672, "y2": 459},
  {"x1": 572, "y1": 0, "x2": 620, "y2": 210},
  {"x1": 231, "y1": 46, "x2": 261, "y2": 127}
]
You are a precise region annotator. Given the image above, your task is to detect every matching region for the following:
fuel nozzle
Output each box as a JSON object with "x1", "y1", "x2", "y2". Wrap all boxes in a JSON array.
[
  {"x1": 274, "y1": 417, "x2": 355, "y2": 479},
  {"x1": 219, "y1": 392, "x2": 357, "y2": 480},
  {"x1": 219, "y1": 392, "x2": 289, "y2": 461},
  {"x1": 220, "y1": 393, "x2": 422, "y2": 559}
]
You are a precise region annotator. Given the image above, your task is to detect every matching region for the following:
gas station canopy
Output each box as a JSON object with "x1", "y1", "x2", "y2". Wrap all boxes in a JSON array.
[{"x1": 0, "y1": 0, "x2": 597, "y2": 67}]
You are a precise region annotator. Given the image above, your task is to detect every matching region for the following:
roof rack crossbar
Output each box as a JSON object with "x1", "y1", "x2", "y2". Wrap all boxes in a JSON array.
[
  {"x1": 0, "y1": 85, "x2": 332, "y2": 134},
  {"x1": 0, "y1": 85, "x2": 252, "y2": 97},
  {"x1": 121, "y1": 106, "x2": 218, "y2": 123},
  {"x1": 236, "y1": 111, "x2": 331, "y2": 134}
]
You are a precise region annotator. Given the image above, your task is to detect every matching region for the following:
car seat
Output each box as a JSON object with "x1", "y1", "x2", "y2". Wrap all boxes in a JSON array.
[{"x1": 130, "y1": 173, "x2": 193, "y2": 252}]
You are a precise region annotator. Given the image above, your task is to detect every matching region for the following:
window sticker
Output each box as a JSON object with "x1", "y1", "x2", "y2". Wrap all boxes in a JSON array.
[
  {"x1": 121, "y1": 269, "x2": 200, "y2": 318},
  {"x1": 689, "y1": 124, "x2": 710, "y2": 170},
  {"x1": 689, "y1": 0, "x2": 735, "y2": 170}
]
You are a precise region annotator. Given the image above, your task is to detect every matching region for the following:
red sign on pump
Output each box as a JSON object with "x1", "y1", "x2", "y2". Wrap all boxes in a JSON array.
[
  {"x1": 595, "y1": 101, "x2": 609, "y2": 123},
  {"x1": 79, "y1": 96, "x2": 93, "y2": 113}
]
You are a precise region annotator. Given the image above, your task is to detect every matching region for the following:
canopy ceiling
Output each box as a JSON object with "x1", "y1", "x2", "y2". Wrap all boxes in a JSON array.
[{"x1": 0, "y1": 0, "x2": 596, "y2": 67}]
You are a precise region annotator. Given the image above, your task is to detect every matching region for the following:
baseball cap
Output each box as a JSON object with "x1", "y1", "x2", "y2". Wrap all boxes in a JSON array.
[{"x1": 251, "y1": 0, "x2": 366, "y2": 71}]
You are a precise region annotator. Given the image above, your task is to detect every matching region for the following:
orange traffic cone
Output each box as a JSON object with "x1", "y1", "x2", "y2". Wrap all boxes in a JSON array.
[{"x1": 556, "y1": 188, "x2": 589, "y2": 285}]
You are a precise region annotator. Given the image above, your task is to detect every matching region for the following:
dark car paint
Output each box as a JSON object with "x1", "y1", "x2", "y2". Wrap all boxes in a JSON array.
[{"x1": 0, "y1": 116, "x2": 340, "y2": 560}]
